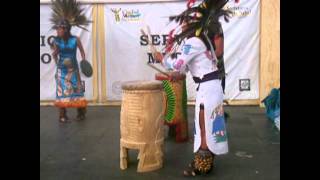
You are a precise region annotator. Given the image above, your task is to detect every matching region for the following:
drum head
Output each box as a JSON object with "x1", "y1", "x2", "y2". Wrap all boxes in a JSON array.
[
  {"x1": 80, "y1": 60, "x2": 93, "y2": 78},
  {"x1": 155, "y1": 72, "x2": 186, "y2": 81},
  {"x1": 121, "y1": 80, "x2": 163, "y2": 90},
  {"x1": 155, "y1": 72, "x2": 170, "y2": 80}
]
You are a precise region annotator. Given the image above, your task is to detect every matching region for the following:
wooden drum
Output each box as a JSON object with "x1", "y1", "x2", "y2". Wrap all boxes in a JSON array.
[
  {"x1": 120, "y1": 80, "x2": 165, "y2": 172},
  {"x1": 155, "y1": 72, "x2": 188, "y2": 142}
]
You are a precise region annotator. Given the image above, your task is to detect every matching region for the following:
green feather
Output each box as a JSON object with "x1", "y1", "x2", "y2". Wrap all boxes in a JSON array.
[{"x1": 162, "y1": 80, "x2": 176, "y2": 123}]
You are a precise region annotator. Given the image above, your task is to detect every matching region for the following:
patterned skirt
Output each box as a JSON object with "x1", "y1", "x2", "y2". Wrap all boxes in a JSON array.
[{"x1": 54, "y1": 67, "x2": 87, "y2": 108}]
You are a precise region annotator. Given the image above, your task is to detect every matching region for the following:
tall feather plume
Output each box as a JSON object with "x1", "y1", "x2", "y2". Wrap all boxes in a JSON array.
[
  {"x1": 50, "y1": 0, "x2": 91, "y2": 31},
  {"x1": 166, "y1": 0, "x2": 232, "y2": 50}
]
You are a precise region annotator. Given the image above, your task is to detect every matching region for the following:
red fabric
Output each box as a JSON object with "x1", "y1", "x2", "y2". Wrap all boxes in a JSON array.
[{"x1": 54, "y1": 99, "x2": 88, "y2": 108}]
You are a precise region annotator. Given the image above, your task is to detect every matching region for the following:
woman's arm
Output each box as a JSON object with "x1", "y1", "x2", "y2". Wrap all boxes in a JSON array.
[
  {"x1": 155, "y1": 38, "x2": 203, "y2": 72},
  {"x1": 51, "y1": 42, "x2": 59, "y2": 64},
  {"x1": 76, "y1": 37, "x2": 86, "y2": 60},
  {"x1": 76, "y1": 37, "x2": 86, "y2": 91},
  {"x1": 154, "y1": 38, "x2": 204, "y2": 81}
]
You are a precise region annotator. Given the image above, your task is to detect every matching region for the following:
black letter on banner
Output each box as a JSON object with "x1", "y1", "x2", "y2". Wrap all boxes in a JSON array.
[
  {"x1": 40, "y1": 36, "x2": 46, "y2": 47},
  {"x1": 152, "y1": 35, "x2": 161, "y2": 46},
  {"x1": 162, "y1": 35, "x2": 169, "y2": 46},
  {"x1": 148, "y1": 53, "x2": 155, "y2": 64},
  {"x1": 140, "y1": 35, "x2": 148, "y2": 46},
  {"x1": 41, "y1": 53, "x2": 52, "y2": 64},
  {"x1": 48, "y1": 36, "x2": 55, "y2": 47}
]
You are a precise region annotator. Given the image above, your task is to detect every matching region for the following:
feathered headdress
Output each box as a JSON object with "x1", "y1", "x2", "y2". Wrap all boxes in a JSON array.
[
  {"x1": 165, "y1": 0, "x2": 231, "y2": 53},
  {"x1": 50, "y1": 0, "x2": 91, "y2": 31}
]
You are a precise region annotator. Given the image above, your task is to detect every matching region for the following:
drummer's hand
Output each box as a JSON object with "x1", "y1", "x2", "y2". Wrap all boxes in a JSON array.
[
  {"x1": 153, "y1": 51, "x2": 163, "y2": 63},
  {"x1": 169, "y1": 71, "x2": 181, "y2": 82}
]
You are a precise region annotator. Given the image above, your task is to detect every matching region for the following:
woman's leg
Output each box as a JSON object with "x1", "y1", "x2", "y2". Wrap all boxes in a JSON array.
[
  {"x1": 59, "y1": 108, "x2": 68, "y2": 123},
  {"x1": 76, "y1": 107, "x2": 86, "y2": 121}
]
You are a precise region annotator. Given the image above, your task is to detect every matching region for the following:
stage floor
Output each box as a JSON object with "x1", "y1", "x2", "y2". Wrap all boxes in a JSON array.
[{"x1": 40, "y1": 106, "x2": 280, "y2": 180}]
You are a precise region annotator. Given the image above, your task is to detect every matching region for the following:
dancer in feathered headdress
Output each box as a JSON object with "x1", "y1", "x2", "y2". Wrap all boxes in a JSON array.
[
  {"x1": 153, "y1": 0, "x2": 231, "y2": 176},
  {"x1": 50, "y1": 0, "x2": 91, "y2": 123}
]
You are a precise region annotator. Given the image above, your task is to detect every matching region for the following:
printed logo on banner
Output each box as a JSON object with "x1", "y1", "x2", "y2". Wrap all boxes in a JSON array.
[
  {"x1": 239, "y1": 79, "x2": 250, "y2": 91},
  {"x1": 111, "y1": 8, "x2": 142, "y2": 22},
  {"x1": 111, "y1": 8, "x2": 122, "y2": 22}
]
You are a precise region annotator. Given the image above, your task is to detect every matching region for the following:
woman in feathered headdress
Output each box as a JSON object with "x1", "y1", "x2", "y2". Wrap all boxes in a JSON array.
[
  {"x1": 50, "y1": 0, "x2": 91, "y2": 123},
  {"x1": 153, "y1": 0, "x2": 231, "y2": 176}
]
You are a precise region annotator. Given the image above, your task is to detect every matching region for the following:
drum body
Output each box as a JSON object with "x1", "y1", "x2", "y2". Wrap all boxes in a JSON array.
[
  {"x1": 155, "y1": 72, "x2": 188, "y2": 142},
  {"x1": 120, "y1": 81, "x2": 165, "y2": 172}
]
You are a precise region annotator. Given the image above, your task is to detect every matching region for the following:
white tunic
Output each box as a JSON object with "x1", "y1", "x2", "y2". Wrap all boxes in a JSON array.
[{"x1": 163, "y1": 37, "x2": 228, "y2": 155}]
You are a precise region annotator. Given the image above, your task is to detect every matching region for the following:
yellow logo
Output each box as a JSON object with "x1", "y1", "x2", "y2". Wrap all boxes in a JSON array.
[
  {"x1": 111, "y1": 8, "x2": 141, "y2": 22},
  {"x1": 111, "y1": 8, "x2": 121, "y2": 22}
]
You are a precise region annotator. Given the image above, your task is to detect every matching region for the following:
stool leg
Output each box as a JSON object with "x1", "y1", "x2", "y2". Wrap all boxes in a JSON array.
[
  {"x1": 137, "y1": 145, "x2": 146, "y2": 172},
  {"x1": 120, "y1": 145, "x2": 128, "y2": 170}
]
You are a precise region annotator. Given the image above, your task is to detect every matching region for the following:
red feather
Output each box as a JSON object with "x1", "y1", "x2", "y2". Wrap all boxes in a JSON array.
[
  {"x1": 165, "y1": 29, "x2": 175, "y2": 53},
  {"x1": 187, "y1": 0, "x2": 196, "y2": 8}
]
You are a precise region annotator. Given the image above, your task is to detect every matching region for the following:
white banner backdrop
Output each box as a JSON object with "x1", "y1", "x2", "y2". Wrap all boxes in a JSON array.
[
  {"x1": 40, "y1": 5, "x2": 94, "y2": 101},
  {"x1": 104, "y1": 0, "x2": 260, "y2": 101}
]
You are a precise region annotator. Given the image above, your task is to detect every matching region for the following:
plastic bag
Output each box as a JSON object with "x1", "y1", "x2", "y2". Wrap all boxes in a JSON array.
[{"x1": 262, "y1": 88, "x2": 280, "y2": 122}]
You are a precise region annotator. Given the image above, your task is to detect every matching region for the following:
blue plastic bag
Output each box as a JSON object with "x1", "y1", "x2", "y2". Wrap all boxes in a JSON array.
[{"x1": 262, "y1": 88, "x2": 280, "y2": 121}]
